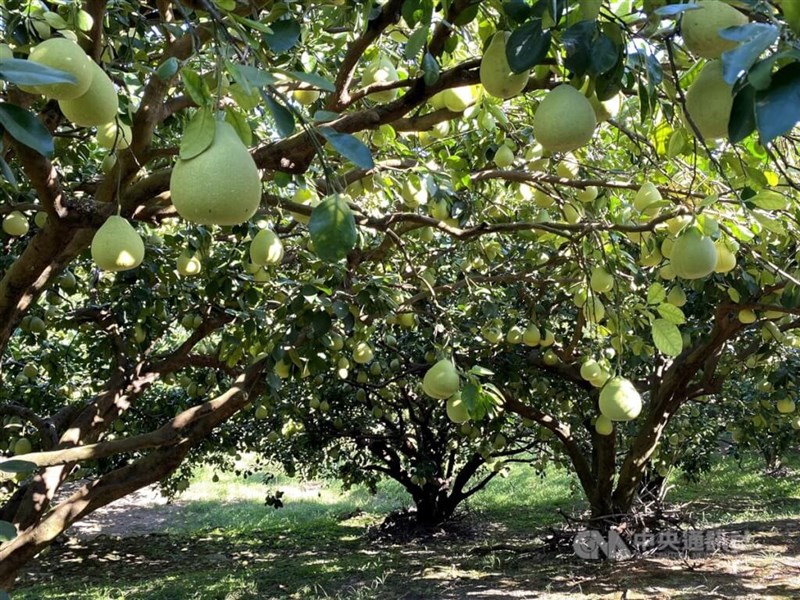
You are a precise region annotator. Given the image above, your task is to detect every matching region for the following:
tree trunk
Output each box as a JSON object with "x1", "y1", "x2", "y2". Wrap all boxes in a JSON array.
[{"x1": 413, "y1": 486, "x2": 456, "y2": 525}]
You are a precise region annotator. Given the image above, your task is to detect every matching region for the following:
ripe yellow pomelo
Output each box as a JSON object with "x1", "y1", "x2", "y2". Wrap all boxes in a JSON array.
[
  {"x1": 670, "y1": 227, "x2": 717, "y2": 280},
  {"x1": 533, "y1": 85, "x2": 597, "y2": 153},
  {"x1": 681, "y1": 0, "x2": 748, "y2": 59},
  {"x1": 683, "y1": 60, "x2": 733, "y2": 141},
  {"x1": 595, "y1": 414, "x2": 614, "y2": 435},
  {"x1": 3, "y1": 211, "x2": 29, "y2": 236},
  {"x1": 599, "y1": 377, "x2": 642, "y2": 421},
  {"x1": 170, "y1": 120, "x2": 262, "y2": 226},
  {"x1": 480, "y1": 31, "x2": 529, "y2": 99},
  {"x1": 91, "y1": 215, "x2": 145, "y2": 271},
  {"x1": 422, "y1": 358, "x2": 460, "y2": 399},
  {"x1": 22, "y1": 38, "x2": 92, "y2": 100},
  {"x1": 96, "y1": 121, "x2": 132, "y2": 150},
  {"x1": 59, "y1": 60, "x2": 118, "y2": 127},
  {"x1": 250, "y1": 229, "x2": 284, "y2": 266}
]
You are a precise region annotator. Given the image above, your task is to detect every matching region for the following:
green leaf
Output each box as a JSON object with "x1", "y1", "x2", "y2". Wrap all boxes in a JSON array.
[
  {"x1": 460, "y1": 382, "x2": 479, "y2": 412},
  {"x1": 751, "y1": 190, "x2": 788, "y2": 210},
  {"x1": 224, "y1": 107, "x2": 252, "y2": 146},
  {"x1": 286, "y1": 70, "x2": 336, "y2": 93},
  {"x1": 719, "y1": 24, "x2": 779, "y2": 85},
  {"x1": 179, "y1": 108, "x2": 216, "y2": 160},
  {"x1": 263, "y1": 93, "x2": 295, "y2": 137},
  {"x1": 0, "y1": 104, "x2": 53, "y2": 157},
  {"x1": 0, "y1": 459, "x2": 37, "y2": 473},
  {"x1": 309, "y1": 194, "x2": 357, "y2": 262},
  {"x1": 651, "y1": 318, "x2": 682, "y2": 357},
  {"x1": 728, "y1": 84, "x2": 757, "y2": 143},
  {"x1": 755, "y1": 63, "x2": 800, "y2": 143},
  {"x1": 264, "y1": 18, "x2": 301, "y2": 53},
  {"x1": 647, "y1": 282, "x2": 666, "y2": 305},
  {"x1": 0, "y1": 58, "x2": 76, "y2": 86},
  {"x1": 405, "y1": 26, "x2": 429, "y2": 60},
  {"x1": 0, "y1": 154, "x2": 18, "y2": 188},
  {"x1": 0, "y1": 520, "x2": 16, "y2": 542},
  {"x1": 75, "y1": 9, "x2": 95, "y2": 31},
  {"x1": 227, "y1": 63, "x2": 278, "y2": 89},
  {"x1": 504, "y1": 0, "x2": 532, "y2": 23},
  {"x1": 180, "y1": 68, "x2": 212, "y2": 107},
  {"x1": 507, "y1": 20, "x2": 552, "y2": 74},
  {"x1": 468, "y1": 365, "x2": 495, "y2": 376},
  {"x1": 319, "y1": 128, "x2": 374, "y2": 169},
  {"x1": 657, "y1": 302, "x2": 686, "y2": 325}
]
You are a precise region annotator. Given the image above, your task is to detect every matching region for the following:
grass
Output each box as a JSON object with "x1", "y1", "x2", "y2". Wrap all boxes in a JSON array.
[{"x1": 12, "y1": 453, "x2": 800, "y2": 600}]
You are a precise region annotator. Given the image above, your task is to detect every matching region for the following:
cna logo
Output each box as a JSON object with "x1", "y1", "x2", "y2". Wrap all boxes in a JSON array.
[{"x1": 572, "y1": 530, "x2": 633, "y2": 560}]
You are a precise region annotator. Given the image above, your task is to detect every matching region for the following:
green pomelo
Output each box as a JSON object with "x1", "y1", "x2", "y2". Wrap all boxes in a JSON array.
[
  {"x1": 91, "y1": 215, "x2": 145, "y2": 271},
  {"x1": 714, "y1": 239, "x2": 736, "y2": 273},
  {"x1": 170, "y1": 120, "x2": 262, "y2": 226},
  {"x1": 479, "y1": 31, "x2": 529, "y2": 100},
  {"x1": 442, "y1": 85, "x2": 477, "y2": 112},
  {"x1": 96, "y1": 121, "x2": 132, "y2": 150},
  {"x1": 363, "y1": 56, "x2": 399, "y2": 103},
  {"x1": 595, "y1": 414, "x2": 614, "y2": 435},
  {"x1": 22, "y1": 38, "x2": 92, "y2": 100},
  {"x1": 59, "y1": 61, "x2": 119, "y2": 126},
  {"x1": 599, "y1": 377, "x2": 642, "y2": 421},
  {"x1": 3, "y1": 211, "x2": 29, "y2": 236},
  {"x1": 683, "y1": 60, "x2": 733, "y2": 141},
  {"x1": 422, "y1": 358, "x2": 460, "y2": 399},
  {"x1": 533, "y1": 85, "x2": 597, "y2": 153},
  {"x1": 590, "y1": 267, "x2": 613, "y2": 293},
  {"x1": 682, "y1": 0, "x2": 748, "y2": 59},
  {"x1": 670, "y1": 227, "x2": 717, "y2": 280},
  {"x1": 446, "y1": 394, "x2": 470, "y2": 423},
  {"x1": 494, "y1": 145, "x2": 514, "y2": 168},
  {"x1": 353, "y1": 342, "x2": 374, "y2": 364},
  {"x1": 177, "y1": 251, "x2": 202, "y2": 276},
  {"x1": 250, "y1": 229, "x2": 284, "y2": 266}
]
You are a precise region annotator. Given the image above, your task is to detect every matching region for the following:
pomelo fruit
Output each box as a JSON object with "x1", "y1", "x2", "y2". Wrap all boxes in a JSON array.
[
  {"x1": 170, "y1": 120, "x2": 261, "y2": 226},
  {"x1": 250, "y1": 229, "x2": 284, "y2": 266},
  {"x1": 777, "y1": 397, "x2": 795, "y2": 414},
  {"x1": 362, "y1": 55, "x2": 399, "y2": 103},
  {"x1": 681, "y1": 0, "x2": 748, "y2": 59},
  {"x1": 22, "y1": 37, "x2": 92, "y2": 100},
  {"x1": 634, "y1": 182, "x2": 662, "y2": 214},
  {"x1": 59, "y1": 60, "x2": 119, "y2": 127},
  {"x1": 446, "y1": 393, "x2": 470, "y2": 423},
  {"x1": 422, "y1": 358, "x2": 460, "y2": 399},
  {"x1": 595, "y1": 414, "x2": 614, "y2": 435},
  {"x1": 533, "y1": 85, "x2": 597, "y2": 153},
  {"x1": 353, "y1": 342, "x2": 374, "y2": 364},
  {"x1": 91, "y1": 215, "x2": 144, "y2": 271},
  {"x1": 442, "y1": 85, "x2": 478, "y2": 112},
  {"x1": 96, "y1": 121, "x2": 132, "y2": 150},
  {"x1": 590, "y1": 267, "x2": 613, "y2": 293},
  {"x1": 3, "y1": 211, "x2": 29, "y2": 236},
  {"x1": 293, "y1": 88, "x2": 320, "y2": 105},
  {"x1": 714, "y1": 239, "x2": 736, "y2": 273},
  {"x1": 494, "y1": 145, "x2": 514, "y2": 168},
  {"x1": 580, "y1": 358, "x2": 602, "y2": 381},
  {"x1": 177, "y1": 251, "x2": 202, "y2": 276},
  {"x1": 480, "y1": 31, "x2": 529, "y2": 99},
  {"x1": 13, "y1": 437, "x2": 32, "y2": 455},
  {"x1": 670, "y1": 227, "x2": 717, "y2": 280},
  {"x1": 683, "y1": 60, "x2": 733, "y2": 141},
  {"x1": 599, "y1": 377, "x2": 642, "y2": 421},
  {"x1": 523, "y1": 323, "x2": 541, "y2": 346}
]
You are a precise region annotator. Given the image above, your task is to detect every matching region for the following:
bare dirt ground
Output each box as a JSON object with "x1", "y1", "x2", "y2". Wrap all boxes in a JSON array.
[{"x1": 58, "y1": 483, "x2": 184, "y2": 540}]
